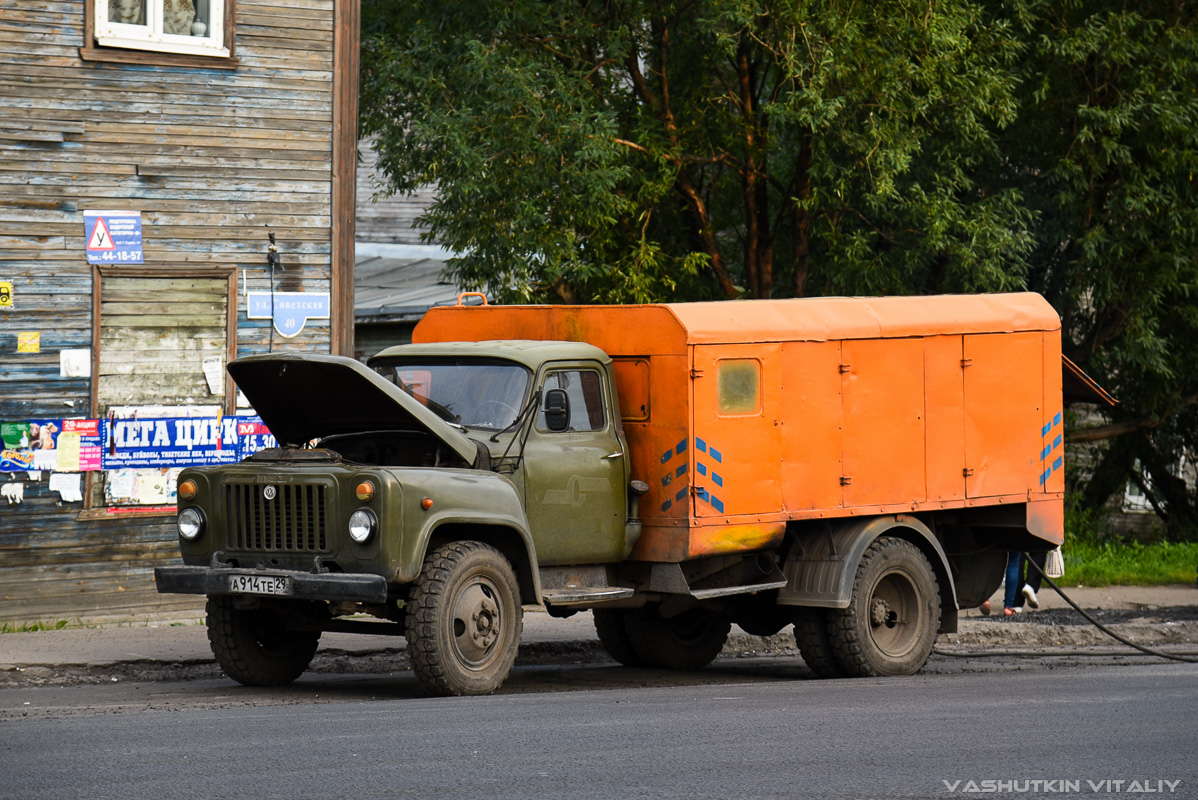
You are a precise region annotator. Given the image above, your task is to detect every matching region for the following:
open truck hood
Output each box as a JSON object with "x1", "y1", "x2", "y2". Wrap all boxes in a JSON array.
[{"x1": 227, "y1": 353, "x2": 480, "y2": 465}]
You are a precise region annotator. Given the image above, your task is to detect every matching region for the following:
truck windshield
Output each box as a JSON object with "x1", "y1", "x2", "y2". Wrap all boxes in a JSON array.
[{"x1": 372, "y1": 359, "x2": 531, "y2": 431}]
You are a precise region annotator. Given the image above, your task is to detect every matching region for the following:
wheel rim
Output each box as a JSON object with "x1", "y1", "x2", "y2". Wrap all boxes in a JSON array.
[
  {"x1": 866, "y1": 567, "x2": 923, "y2": 658},
  {"x1": 665, "y1": 609, "x2": 716, "y2": 646},
  {"x1": 449, "y1": 574, "x2": 504, "y2": 671}
]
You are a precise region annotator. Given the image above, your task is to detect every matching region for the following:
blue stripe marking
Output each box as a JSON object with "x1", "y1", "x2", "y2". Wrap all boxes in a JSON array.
[
  {"x1": 712, "y1": 472, "x2": 723, "y2": 487},
  {"x1": 1041, "y1": 445, "x2": 1052, "y2": 460},
  {"x1": 711, "y1": 496, "x2": 725, "y2": 513},
  {"x1": 1052, "y1": 434, "x2": 1062, "y2": 450},
  {"x1": 661, "y1": 474, "x2": 672, "y2": 487},
  {"x1": 676, "y1": 440, "x2": 687, "y2": 455},
  {"x1": 1052, "y1": 456, "x2": 1063, "y2": 472},
  {"x1": 661, "y1": 450, "x2": 673, "y2": 465},
  {"x1": 675, "y1": 464, "x2": 687, "y2": 479},
  {"x1": 695, "y1": 438, "x2": 707, "y2": 453},
  {"x1": 710, "y1": 447, "x2": 722, "y2": 463},
  {"x1": 1053, "y1": 412, "x2": 1062, "y2": 427},
  {"x1": 1039, "y1": 469, "x2": 1051, "y2": 486},
  {"x1": 697, "y1": 463, "x2": 707, "y2": 476},
  {"x1": 661, "y1": 499, "x2": 672, "y2": 512},
  {"x1": 1041, "y1": 423, "x2": 1051, "y2": 437},
  {"x1": 676, "y1": 487, "x2": 688, "y2": 502}
]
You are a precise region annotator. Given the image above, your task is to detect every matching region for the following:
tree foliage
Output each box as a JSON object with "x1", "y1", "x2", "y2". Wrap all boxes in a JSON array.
[
  {"x1": 360, "y1": 1, "x2": 1198, "y2": 535},
  {"x1": 360, "y1": 0, "x2": 1032, "y2": 303}
]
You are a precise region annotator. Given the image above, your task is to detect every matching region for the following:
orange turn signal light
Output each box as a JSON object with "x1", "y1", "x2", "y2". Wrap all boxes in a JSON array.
[
  {"x1": 355, "y1": 481, "x2": 375, "y2": 502},
  {"x1": 178, "y1": 480, "x2": 198, "y2": 501},
  {"x1": 421, "y1": 497, "x2": 434, "y2": 511}
]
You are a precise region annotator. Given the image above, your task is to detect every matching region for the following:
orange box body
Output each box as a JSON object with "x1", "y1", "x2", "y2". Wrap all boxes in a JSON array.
[{"x1": 416, "y1": 293, "x2": 1065, "y2": 563}]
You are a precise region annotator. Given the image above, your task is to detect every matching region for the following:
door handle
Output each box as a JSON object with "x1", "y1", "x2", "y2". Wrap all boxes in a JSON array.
[{"x1": 603, "y1": 451, "x2": 624, "y2": 459}]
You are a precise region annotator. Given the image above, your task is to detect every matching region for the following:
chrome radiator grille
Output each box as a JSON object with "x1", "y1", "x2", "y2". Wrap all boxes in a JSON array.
[{"x1": 225, "y1": 482, "x2": 330, "y2": 553}]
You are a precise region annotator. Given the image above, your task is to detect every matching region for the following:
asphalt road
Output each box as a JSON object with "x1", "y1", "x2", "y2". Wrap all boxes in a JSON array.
[{"x1": 2, "y1": 659, "x2": 1195, "y2": 800}]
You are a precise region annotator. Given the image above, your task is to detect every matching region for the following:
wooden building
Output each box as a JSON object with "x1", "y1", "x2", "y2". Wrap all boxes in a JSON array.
[{"x1": 0, "y1": 0, "x2": 359, "y2": 624}]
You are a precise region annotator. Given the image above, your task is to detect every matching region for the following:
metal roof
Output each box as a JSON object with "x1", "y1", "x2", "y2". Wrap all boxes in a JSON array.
[{"x1": 354, "y1": 250, "x2": 470, "y2": 323}]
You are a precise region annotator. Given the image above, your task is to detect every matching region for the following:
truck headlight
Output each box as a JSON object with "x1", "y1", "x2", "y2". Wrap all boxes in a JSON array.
[
  {"x1": 348, "y1": 509, "x2": 377, "y2": 544},
  {"x1": 178, "y1": 507, "x2": 205, "y2": 540}
]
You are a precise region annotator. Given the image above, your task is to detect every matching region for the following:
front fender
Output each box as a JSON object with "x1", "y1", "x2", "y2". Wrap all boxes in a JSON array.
[{"x1": 389, "y1": 470, "x2": 540, "y2": 601}]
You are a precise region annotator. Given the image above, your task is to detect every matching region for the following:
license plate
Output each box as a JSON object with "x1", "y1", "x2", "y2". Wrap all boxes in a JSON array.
[{"x1": 227, "y1": 573, "x2": 291, "y2": 596}]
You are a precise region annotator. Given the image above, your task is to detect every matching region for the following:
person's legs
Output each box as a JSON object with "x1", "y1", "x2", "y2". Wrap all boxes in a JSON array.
[{"x1": 1004, "y1": 551, "x2": 1023, "y2": 612}]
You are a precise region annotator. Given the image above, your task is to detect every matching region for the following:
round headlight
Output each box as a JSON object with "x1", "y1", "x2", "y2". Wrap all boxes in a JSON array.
[
  {"x1": 348, "y1": 508, "x2": 377, "y2": 544},
  {"x1": 177, "y1": 507, "x2": 205, "y2": 540}
]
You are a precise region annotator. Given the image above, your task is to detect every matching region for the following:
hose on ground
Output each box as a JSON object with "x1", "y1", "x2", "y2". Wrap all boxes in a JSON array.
[{"x1": 934, "y1": 557, "x2": 1198, "y2": 664}]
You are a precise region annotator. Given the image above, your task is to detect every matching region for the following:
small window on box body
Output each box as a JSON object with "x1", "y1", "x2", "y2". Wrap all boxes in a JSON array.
[
  {"x1": 717, "y1": 359, "x2": 761, "y2": 415},
  {"x1": 95, "y1": 0, "x2": 230, "y2": 58}
]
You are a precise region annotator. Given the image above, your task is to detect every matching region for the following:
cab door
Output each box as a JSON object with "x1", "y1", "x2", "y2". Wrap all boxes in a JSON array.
[{"x1": 522, "y1": 363, "x2": 629, "y2": 565}]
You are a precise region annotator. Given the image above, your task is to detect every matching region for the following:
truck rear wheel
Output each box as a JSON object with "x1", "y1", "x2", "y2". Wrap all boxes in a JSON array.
[
  {"x1": 623, "y1": 605, "x2": 730, "y2": 670},
  {"x1": 592, "y1": 609, "x2": 647, "y2": 667},
  {"x1": 206, "y1": 596, "x2": 322, "y2": 686},
  {"x1": 406, "y1": 541, "x2": 523, "y2": 696},
  {"x1": 792, "y1": 607, "x2": 845, "y2": 678},
  {"x1": 827, "y1": 536, "x2": 940, "y2": 677}
]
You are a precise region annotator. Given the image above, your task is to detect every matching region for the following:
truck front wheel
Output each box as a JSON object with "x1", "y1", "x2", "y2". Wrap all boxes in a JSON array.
[
  {"x1": 206, "y1": 596, "x2": 322, "y2": 686},
  {"x1": 406, "y1": 541, "x2": 523, "y2": 696},
  {"x1": 623, "y1": 605, "x2": 730, "y2": 670},
  {"x1": 827, "y1": 536, "x2": 940, "y2": 677}
]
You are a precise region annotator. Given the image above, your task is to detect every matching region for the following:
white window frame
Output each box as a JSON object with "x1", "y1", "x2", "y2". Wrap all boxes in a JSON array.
[{"x1": 94, "y1": 0, "x2": 229, "y2": 58}]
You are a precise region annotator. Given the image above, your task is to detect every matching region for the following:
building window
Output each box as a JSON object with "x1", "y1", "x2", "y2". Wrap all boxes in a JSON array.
[
  {"x1": 717, "y1": 359, "x2": 761, "y2": 415},
  {"x1": 91, "y1": 0, "x2": 232, "y2": 59}
]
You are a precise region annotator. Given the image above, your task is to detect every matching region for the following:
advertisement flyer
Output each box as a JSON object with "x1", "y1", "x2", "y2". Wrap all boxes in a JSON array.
[{"x1": 0, "y1": 419, "x2": 103, "y2": 472}]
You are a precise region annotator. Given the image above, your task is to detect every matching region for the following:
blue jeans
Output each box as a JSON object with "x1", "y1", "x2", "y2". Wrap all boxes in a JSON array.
[{"x1": 1005, "y1": 551, "x2": 1023, "y2": 609}]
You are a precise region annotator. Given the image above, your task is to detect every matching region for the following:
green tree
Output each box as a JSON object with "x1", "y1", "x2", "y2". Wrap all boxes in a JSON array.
[
  {"x1": 360, "y1": 0, "x2": 1033, "y2": 304},
  {"x1": 1000, "y1": 2, "x2": 1198, "y2": 538}
]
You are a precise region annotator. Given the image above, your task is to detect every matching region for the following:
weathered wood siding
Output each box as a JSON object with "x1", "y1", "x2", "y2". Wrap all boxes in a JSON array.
[{"x1": 0, "y1": 0, "x2": 349, "y2": 624}]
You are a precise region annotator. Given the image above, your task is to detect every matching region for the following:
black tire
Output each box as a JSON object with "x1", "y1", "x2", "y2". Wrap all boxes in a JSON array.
[
  {"x1": 206, "y1": 596, "x2": 322, "y2": 686},
  {"x1": 406, "y1": 541, "x2": 523, "y2": 696},
  {"x1": 592, "y1": 609, "x2": 647, "y2": 667},
  {"x1": 792, "y1": 607, "x2": 845, "y2": 678},
  {"x1": 623, "y1": 605, "x2": 731, "y2": 670},
  {"x1": 827, "y1": 536, "x2": 941, "y2": 677}
]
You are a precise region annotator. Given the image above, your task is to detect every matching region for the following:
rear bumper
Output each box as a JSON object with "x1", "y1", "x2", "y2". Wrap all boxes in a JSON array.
[{"x1": 154, "y1": 566, "x2": 389, "y2": 604}]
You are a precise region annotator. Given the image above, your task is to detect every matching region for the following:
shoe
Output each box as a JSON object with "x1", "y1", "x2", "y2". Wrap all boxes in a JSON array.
[
  {"x1": 1022, "y1": 584, "x2": 1039, "y2": 609},
  {"x1": 979, "y1": 600, "x2": 991, "y2": 616},
  {"x1": 1003, "y1": 607, "x2": 1017, "y2": 617}
]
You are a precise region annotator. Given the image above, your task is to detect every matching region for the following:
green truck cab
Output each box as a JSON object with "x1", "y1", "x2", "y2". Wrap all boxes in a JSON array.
[{"x1": 157, "y1": 342, "x2": 647, "y2": 696}]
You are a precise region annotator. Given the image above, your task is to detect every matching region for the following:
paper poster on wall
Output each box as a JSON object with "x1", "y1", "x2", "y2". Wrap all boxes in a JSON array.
[
  {"x1": 17, "y1": 332, "x2": 39, "y2": 353},
  {"x1": 0, "y1": 280, "x2": 11, "y2": 308},
  {"x1": 236, "y1": 416, "x2": 276, "y2": 459},
  {"x1": 0, "y1": 419, "x2": 102, "y2": 472},
  {"x1": 102, "y1": 415, "x2": 241, "y2": 469}
]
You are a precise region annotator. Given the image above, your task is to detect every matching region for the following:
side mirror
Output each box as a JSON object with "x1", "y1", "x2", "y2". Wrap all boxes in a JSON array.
[{"x1": 544, "y1": 388, "x2": 570, "y2": 432}]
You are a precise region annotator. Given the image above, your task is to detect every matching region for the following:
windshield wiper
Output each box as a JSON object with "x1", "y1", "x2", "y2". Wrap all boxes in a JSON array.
[{"x1": 490, "y1": 391, "x2": 541, "y2": 443}]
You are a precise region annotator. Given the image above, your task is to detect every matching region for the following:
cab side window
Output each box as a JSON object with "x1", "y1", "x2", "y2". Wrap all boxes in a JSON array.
[{"x1": 537, "y1": 370, "x2": 606, "y2": 431}]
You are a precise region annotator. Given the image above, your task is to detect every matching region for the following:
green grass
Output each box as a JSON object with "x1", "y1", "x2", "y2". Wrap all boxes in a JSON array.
[
  {"x1": 0, "y1": 619, "x2": 72, "y2": 633},
  {"x1": 1061, "y1": 539, "x2": 1198, "y2": 586}
]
